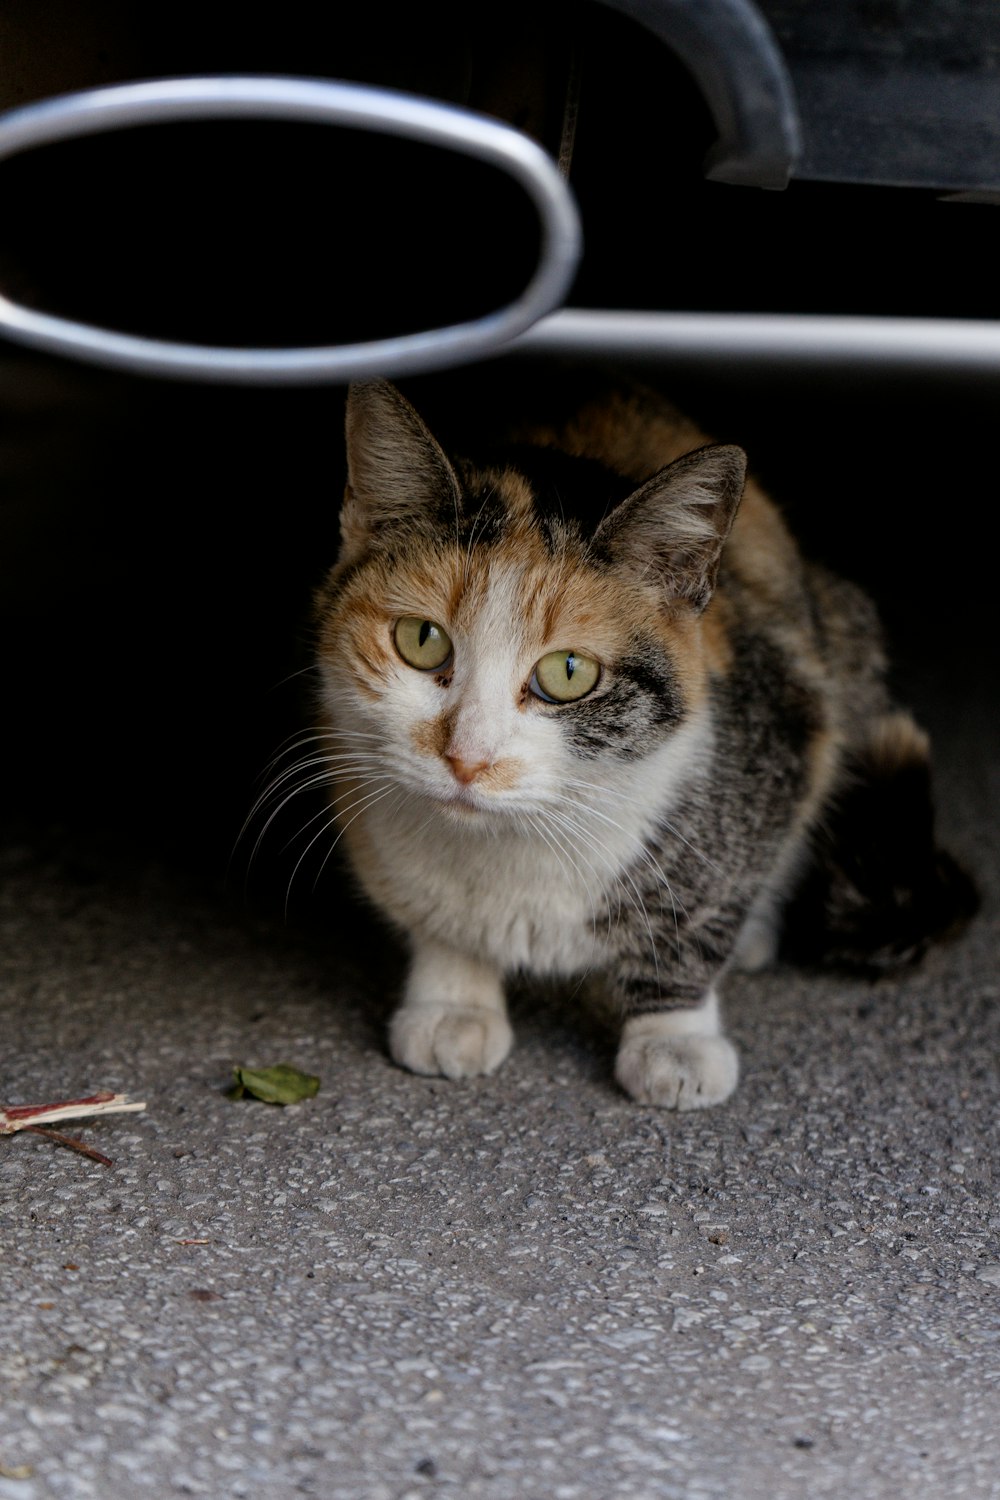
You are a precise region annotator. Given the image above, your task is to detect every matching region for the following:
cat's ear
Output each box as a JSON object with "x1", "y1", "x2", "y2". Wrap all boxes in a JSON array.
[
  {"x1": 594, "y1": 444, "x2": 746, "y2": 612},
  {"x1": 340, "y1": 380, "x2": 461, "y2": 560}
]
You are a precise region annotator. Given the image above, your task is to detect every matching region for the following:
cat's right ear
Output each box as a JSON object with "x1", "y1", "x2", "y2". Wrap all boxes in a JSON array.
[
  {"x1": 594, "y1": 443, "x2": 747, "y2": 613},
  {"x1": 340, "y1": 381, "x2": 462, "y2": 561}
]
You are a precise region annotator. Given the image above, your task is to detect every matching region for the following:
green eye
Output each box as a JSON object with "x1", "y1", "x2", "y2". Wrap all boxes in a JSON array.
[
  {"x1": 530, "y1": 649, "x2": 601, "y2": 703},
  {"x1": 393, "y1": 617, "x2": 453, "y2": 671}
]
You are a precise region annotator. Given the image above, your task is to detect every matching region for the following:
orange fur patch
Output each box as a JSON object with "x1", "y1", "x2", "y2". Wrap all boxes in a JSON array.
[
  {"x1": 698, "y1": 595, "x2": 735, "y2": 678},
  {"x1": 869, "y1": 711, "x2": 930, "y2": 769},
  {"x1": 519, "y1": 389, "x2": 708, "y2": 481},
  {"x1": 411, "y1": 712, "x2": 453, "y2": 761},
  {"x1": 476, "y1": 757, "x2": 525, "y2": 792},
  {"x1": 491, "y1": 468, "x2": 536, "y2": 521}
]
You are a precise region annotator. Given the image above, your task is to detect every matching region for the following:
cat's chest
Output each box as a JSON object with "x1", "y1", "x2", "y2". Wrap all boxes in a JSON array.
[
  {"x1": 342, "y1": 714, "x2": 714, "y2": 974},
  {"x1": 359, "y1": 804, "x2": 610, "y2": 973}
]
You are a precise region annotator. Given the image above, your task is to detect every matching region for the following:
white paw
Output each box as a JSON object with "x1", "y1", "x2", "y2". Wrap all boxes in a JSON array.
[
  {"x1": 389, "y1": 1004, "x2": 514, "y2": 1080},
  {"x1": 615, "y1": 1033, "x2": 739, "y2": 1110}
]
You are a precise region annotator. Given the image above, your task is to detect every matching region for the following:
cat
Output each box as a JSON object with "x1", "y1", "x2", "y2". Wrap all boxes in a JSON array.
[{"x1": 305, "y1": 368, "x2": 975, "y2": 1109}]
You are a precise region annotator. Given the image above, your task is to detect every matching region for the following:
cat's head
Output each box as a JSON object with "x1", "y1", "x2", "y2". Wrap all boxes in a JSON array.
[{"x1": 314, "y1": 379, "x2": 745, "y2": 821}]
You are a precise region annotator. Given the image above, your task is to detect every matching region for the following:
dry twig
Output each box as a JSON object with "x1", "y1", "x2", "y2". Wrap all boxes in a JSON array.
[{"x1": 1, "y1": 1090, "x2": 147, "y2": 1166}]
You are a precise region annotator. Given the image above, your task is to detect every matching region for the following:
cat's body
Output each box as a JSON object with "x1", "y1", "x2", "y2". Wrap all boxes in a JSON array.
[{"x1": 308, "y1": 370, "x2": 973, "y2": 1108}]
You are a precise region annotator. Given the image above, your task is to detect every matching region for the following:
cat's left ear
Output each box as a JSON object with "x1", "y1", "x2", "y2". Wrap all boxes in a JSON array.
[
  {"x1": 340, "y1": 380, "x2": 461, "y2": 561},
  {"x1": 594, "y1": 444, "x2": 746, "y2": 613}
]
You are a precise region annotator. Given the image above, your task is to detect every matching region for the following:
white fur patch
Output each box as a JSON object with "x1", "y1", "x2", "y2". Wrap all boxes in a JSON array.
[
  {"x1": 614, "y1": 990, "x2": 739, "y2": 1109},
  {"x1": 389, "y1": 943, "x2": 512, "y2": 1079}
]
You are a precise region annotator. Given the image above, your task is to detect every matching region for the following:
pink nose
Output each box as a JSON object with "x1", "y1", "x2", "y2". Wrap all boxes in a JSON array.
[{"x1": 445, "y1": 753, "x2": 491, "y2": 786}]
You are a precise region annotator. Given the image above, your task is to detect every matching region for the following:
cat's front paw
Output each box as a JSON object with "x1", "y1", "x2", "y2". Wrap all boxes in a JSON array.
[
  {"x1": 615, "y1": 1032, "x2": 739, "y2": 1110},
  {"x1": 389, "y1": 1004, "x2": 514, "y2": 1080}
]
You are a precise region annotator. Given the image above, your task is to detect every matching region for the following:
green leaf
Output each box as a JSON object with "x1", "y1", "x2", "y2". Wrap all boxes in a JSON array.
[{"x1": 229, "y1": 1064, "x2": 321, "y2": 1105}]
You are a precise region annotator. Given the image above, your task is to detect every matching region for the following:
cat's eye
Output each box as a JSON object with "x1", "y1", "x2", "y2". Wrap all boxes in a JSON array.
[
  {"x1": 393, "y1": 616, "x2": 453, "y2": 671},
  {"x1": 530, "y1": 650, "x2": 601, "y2": 703}
]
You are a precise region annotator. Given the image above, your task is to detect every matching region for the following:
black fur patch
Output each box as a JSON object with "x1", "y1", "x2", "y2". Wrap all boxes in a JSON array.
[
  {"x1": 452, "y1": 475, "x2": 511, "y2": 548},
  {"x1": 719, "y1": 633, "x2": 822, "y2": 797},
  {"x1": 562, "y1": 645, "x2": 684, "y2": 759},
  {"x1": 312, "y1": 559, "x2": 360, "y2": 619},
  {"x1": 615, "y1": 972, "x2": 706, "y2": 1011},
  {"x1": 617, "y1": 649, "x2": 682, "y2": 717},
  {"x1": 458, "y1": 443, "x2": 634, "y2": 547},
  {"x1": 783, "y1": 739, "x2": 979, "y2": 974}
]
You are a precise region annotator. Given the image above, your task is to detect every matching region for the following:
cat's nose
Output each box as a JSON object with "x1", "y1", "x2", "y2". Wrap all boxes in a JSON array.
[{"x1": 445, "y1": 753, "x2": 491, "y2": 786}]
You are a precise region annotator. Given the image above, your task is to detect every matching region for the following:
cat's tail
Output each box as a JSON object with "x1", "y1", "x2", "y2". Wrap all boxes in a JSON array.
[{"x1": 783, "y1": 711, "x2": 979, "y2": 975}]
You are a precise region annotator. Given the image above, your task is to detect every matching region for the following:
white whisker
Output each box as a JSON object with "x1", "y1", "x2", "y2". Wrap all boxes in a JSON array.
[
  {"x1": 285, "y1": 779, "x2": 397, "y2": 918},
  {"x1": 543, "y1": 803, "x2": 661, "y2": 987},
  {"x1": 528, "y1": 808, "x2": 606, "y2": 946},
  {"x1": 556, "y1": 790, "x2": 694, "y2": 966},
  {"x1": 312, "y1": 784, "x2": 408, "y2": 894},
  {"x1": 560, "y1": 774, "x2": 724, "y2": 878}
]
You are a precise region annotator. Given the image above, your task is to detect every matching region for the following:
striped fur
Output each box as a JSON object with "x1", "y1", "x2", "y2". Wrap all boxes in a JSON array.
[{"x1": 308, "y1": 373, "x2": 974, "y2": 1109}]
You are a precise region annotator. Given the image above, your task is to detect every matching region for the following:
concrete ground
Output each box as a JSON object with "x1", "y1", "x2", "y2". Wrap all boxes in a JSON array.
[{"x1": 1, "y1": 354, "x2": 998, "y2": 1499}]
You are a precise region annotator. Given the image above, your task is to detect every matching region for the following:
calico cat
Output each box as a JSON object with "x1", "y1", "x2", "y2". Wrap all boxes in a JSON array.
[{"x1": 307, "y1": 371, "x2": 974, "y2": 1109}]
